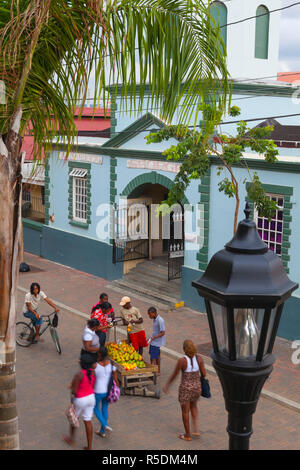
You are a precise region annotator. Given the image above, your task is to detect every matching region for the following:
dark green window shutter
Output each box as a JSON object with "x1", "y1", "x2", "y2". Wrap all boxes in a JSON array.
[
  {"x1": 210, "y1": 1, "x2": 227, "y2": 49},
  {"x1": 255, "y1": 5, "x2": 269, "y2": 59}
]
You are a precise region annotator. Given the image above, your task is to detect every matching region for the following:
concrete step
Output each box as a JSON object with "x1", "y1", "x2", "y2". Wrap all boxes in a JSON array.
[
  {"x1": 110, "y1": 278, "x2": 181, "y2": 308},
  {"x1": 133, "y1": 269, "x2": 170, "y2": 284},
  {"x1": 132, "y1": 261, "x2": 168, "y2": 278},
  {"x1": 124, "y1": 271, "x2": 181, "y2": 296},
  {"x1": 134, "y1": 257, "x2": 167, "y2": 267},
  {"x1": 106, "y1": 284, "x2": 178, "y2": 312}
]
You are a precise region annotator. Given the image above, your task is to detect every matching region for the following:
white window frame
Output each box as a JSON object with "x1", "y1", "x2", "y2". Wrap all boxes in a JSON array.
[
  {"x1": 254, "y1": 193, "x2": 284, "y2": 258},
  {"x1": 72, "y1": 172, "x2": 88, "y2": 223}
]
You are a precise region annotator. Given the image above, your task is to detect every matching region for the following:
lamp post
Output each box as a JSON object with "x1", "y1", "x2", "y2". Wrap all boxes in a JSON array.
[{"x1": 192, "y1": 203, "x2": 298, "y2": 450}]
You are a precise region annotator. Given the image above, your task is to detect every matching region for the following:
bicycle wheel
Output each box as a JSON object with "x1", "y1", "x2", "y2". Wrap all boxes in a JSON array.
[
  {"x1": 16, "y1": 322, "x2": 35, "y2": 347},
  {"x1": 50, "y1": 327, "x2": 61, "y2": 354}
]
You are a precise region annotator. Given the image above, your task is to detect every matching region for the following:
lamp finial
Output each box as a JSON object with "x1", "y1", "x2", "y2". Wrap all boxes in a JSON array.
[{"x1": 244, "y1": 202, "x2": 251, "y2": 220}]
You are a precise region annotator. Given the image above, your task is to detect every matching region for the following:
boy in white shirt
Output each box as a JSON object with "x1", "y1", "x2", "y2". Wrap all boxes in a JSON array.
[{"x1": 23, "y1": 282, "x2": 59, "y2": 342}]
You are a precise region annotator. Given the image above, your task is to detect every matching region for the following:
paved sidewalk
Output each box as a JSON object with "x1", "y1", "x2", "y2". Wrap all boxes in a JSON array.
[
  {"x1": 19, "y1": 253, "x2": 300, "y2": 404},
  {"x1": 15, "y1": 289, "x2": 300, "y2": 450}
]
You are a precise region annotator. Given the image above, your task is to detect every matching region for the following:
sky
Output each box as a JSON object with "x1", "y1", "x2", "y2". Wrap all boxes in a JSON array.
[
  {"x1": 82, "y1": 0, "x2": 299, "y2": 101},
  {"x1": 279, "y1": 0, "x2": 300, "y2": 71}
]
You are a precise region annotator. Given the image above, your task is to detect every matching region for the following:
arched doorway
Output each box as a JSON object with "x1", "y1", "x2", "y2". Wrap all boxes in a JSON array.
[{"x1": 113, "y1": 176, "x2": 186, "y2": 281}]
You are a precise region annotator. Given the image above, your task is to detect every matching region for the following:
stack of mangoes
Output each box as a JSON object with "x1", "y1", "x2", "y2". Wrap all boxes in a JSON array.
[{"x1": 107, "y1": 341, "x2": 147, "y2": 371}]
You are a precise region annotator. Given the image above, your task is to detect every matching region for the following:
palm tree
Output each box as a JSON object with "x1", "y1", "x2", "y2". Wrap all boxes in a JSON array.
[{"x1": 0, "y1": 0, "x2": 229, "y2": 449}]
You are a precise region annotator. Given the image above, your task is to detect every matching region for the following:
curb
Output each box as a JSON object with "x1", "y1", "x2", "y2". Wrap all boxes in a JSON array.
[{"x1": 17, "y1": 285, "x2": 300, "y2": 414}]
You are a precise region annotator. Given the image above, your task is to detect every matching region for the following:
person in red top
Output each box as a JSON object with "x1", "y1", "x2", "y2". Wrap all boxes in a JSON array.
[
  {"x1": 91, "y1": 293, "x2": 115, "y2": 319},
  {"x1": 91, "y1": 302, "x2": 113, "y2": 347},
  {"x1": 91, "y1": 293, "x2": 114, "y2": 345}
]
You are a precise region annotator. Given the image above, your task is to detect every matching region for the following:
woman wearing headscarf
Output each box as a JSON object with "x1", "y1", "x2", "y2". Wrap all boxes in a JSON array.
[{"x1": 163, "y1": 339, "x2": 207, "y2": 441}]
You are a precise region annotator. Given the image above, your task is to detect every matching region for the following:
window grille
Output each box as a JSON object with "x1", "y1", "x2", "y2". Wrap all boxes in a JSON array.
[
  {"x1": 254, "y1": 194, "x2": 284, "y2": 257},
  {"x1": 72, "y1": 173, "x2": 87, "y2": 222}
]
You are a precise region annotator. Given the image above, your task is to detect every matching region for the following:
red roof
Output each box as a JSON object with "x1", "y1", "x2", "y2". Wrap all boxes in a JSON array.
[
  {"x1": 277, "y1": 72, "x2": 300, "y2": 83},
  {"x1": 22, "y1": 107, "x2": 110, "y2": 161},
  {"x1": 22, "y1": 136, "x2": 46, "y2": 161},
  {"x1": 73, "y1": 119, "x2": 110, "y2": 132},
  {"x1": 73, "y1": 107, "x2": 111, "y2": 118}
]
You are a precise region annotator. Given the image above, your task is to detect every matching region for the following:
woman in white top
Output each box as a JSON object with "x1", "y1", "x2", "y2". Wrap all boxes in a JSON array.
[
  {"x1": 163, "y1": 339, "x2": 206, "y2": 442},
  {"x1": 92, "y1": 346, "x2": 119, "y2": 438},
  {"x1": 81, "y1": 318, "x2": 100, "y2": 363}
]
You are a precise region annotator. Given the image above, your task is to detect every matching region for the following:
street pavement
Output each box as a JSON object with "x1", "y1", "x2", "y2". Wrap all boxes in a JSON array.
[{"x1": 14, "y1": 252, "x2": 300, "y2": 450}]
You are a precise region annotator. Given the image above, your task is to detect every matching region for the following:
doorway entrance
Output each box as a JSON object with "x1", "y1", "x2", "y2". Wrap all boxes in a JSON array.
[{"x1": 112, "y1": 183, "x2": 184, "y2": 281}]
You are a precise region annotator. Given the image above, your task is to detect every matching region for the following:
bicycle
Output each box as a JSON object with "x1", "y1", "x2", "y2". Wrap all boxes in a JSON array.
[{"x1": 16, "y1": 311, "x2": 62, "y2": 354}]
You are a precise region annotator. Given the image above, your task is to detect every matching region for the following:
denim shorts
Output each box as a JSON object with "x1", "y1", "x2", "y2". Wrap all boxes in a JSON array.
[
  {"x1": 24, "y1": 310, "x2": 43, "y2": 326},
  {"x1": 149, "y1": 344, "x2": 161, "y2": 360}
]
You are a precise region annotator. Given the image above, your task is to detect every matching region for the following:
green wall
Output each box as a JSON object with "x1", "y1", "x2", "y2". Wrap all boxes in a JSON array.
[{"x1": 23, "y1": 221, "x2": 123, "y2": 281}]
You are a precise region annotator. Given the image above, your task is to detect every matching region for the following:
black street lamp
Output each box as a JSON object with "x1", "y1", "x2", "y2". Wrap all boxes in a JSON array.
[{"x1": 192, "y1": 203, "x2": 298, "y2": 450}]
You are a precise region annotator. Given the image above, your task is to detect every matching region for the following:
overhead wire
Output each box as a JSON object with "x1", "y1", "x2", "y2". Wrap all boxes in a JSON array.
[
  {"x1": 61, "y1": 1, "x2": 300, "y2": 65},
  {"x1": 38, "y1": 111, "x2": 300, "y2": 141},
  {"x1": 40, "y1": 2, "x2": 300, "y2": 139}
]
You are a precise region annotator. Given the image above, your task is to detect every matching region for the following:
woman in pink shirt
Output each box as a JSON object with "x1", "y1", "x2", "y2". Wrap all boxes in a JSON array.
[{"x1": 63, "y1": 358, "x2": 96, "y2": 450}]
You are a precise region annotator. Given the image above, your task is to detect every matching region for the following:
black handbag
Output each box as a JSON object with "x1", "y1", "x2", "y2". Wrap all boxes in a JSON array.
[
  {"x1": 52, "y1": 313, "x2": 59, "y2": 328},
  {"x1": 195, "y1": 354, "x2": 211, "y2": 398},
  {"x1": 200, "y1": 375, "x2": 211, "y2": 398}
]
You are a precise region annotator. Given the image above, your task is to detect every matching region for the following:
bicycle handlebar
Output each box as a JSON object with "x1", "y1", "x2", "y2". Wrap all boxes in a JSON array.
[{"x1": 40, "y1": 311, "x2": 58, "y2": 319}]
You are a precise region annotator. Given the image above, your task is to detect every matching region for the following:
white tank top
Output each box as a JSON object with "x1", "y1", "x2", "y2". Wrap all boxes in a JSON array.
[{"x1": 184, "y1": 355, "x2": 200, "y2": 372}]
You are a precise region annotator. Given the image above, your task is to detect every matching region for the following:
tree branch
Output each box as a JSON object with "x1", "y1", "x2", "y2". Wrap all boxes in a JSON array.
[{"x1": 210, "y1": 145, "x2": 240, "y2": 234}]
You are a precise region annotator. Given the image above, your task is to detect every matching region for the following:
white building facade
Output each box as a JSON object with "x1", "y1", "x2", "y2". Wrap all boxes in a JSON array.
[{"x1": 211, "y1": 0, "x2": 282, "y2": 79}]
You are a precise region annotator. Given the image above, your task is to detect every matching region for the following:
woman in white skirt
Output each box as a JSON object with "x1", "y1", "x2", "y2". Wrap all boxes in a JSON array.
[{"x1": 63, "y1": 357, "x2": 96, "y2": 450}]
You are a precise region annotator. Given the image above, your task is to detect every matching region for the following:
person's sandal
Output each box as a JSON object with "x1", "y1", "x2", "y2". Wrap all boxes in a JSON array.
[
  {"x1": 62, "y1": 434, "x2": 75, "y2": 446},
  {"x1": 178, "y1": 434, "x2": 192, "y2": 441},
  {"x1": 32, "y1": 338, "x2": 44, "y2": 343},
  {"x1": 95, "y1": 431, "x2": 106, "y2": 438}
]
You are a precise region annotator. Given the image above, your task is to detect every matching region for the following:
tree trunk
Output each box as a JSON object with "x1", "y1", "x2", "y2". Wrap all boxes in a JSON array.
[
  {"x1": 0, "y1": 115, "x2": 23, "y2": 450},
  {"x1": 234, "y1": 191, "x2": 240, "y2": 235}
]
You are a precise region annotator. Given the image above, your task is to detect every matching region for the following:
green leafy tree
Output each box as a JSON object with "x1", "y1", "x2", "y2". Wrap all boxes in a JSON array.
[
  {"x1": 146, "y1": 106, "x2": 279, "y2": 233},
  {"x1": 0, "y1": 0, "x2": 230, "y2": 449}
]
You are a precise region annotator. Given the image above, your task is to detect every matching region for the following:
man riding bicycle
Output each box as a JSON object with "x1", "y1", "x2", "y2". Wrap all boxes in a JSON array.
[{"x1": 23, "y1": 282, "x2": 59, "y2": 343}]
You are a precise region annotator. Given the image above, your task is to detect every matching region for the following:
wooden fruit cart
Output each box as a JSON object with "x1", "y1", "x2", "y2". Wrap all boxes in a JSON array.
[
  {"x1": 111, "y1": 359, "x2": 160, "y2": 398},
  {"x1": 106, "y1": 319, "x2": 160, "y2": 398}
]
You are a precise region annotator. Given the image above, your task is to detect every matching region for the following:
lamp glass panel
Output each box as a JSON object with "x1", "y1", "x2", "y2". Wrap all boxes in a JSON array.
[
  {"x1": 210, "y1": 302, "x2": 228, "y2": 353},
  {"x1": 210, "y1": 305, "x2": 278, "y2": 359},
  {"x1": 264, "y1": 307, "x2": 279, "y2": 355},
  {"x1": 234, "y1": 308, "x2": 264, "y2": 359}
]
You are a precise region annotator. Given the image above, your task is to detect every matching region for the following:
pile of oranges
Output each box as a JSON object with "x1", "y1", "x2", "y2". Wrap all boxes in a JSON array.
[{"x1": 107, "y1": 341, "x2": 147, "y2": 371}]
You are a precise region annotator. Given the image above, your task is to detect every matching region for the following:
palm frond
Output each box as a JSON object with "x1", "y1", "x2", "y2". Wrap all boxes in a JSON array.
[{"x1": 0, "y1": 0, "x2": 230, "y2": 161}]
